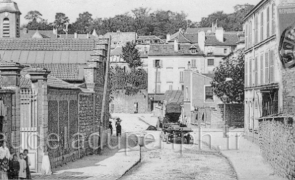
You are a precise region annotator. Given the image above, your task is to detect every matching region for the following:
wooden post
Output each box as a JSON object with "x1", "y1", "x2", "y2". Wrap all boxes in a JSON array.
[{"x1": 100, "y1": 37, "x2": 111, "y2": 151}]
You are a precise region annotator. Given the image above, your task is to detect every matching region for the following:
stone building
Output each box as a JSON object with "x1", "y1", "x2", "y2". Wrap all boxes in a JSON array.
[{"x1": 0, "y1": 0, "x2": 111, "y2": 174}]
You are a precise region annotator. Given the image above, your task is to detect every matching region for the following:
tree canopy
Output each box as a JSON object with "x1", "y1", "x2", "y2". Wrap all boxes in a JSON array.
[
  {"x1": 122, "y1": 42, "x2": 142, "y2": 70},
  {"x1": 211, "y1": 49, "x2": 244, "y2": 103},
  {"x1": 23, "y1": 4, "x2": 254, "y2": 35}
]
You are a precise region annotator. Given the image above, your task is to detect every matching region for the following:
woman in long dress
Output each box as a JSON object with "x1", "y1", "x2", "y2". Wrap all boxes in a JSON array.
[{"x1": 0, "y1": 141, "x2": 10, "y2": 180}]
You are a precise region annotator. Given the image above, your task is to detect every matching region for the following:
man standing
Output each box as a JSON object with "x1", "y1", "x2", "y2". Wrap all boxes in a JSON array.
[
  {"x1": 116, "y1": 122, "x2": 121, "y2": 137},
  {"x1": 109, "y1": 121, "x2": 113, "y2": 136}
]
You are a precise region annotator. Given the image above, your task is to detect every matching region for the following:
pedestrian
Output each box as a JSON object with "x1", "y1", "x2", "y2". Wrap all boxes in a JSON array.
[
  {"x1": 116, "y1": 122, "x2": 121, "y2": 137},
  {"x1": 23, "y1": 149, "x2": 31, "y2": 179},
  {"x1": 18, "y1": 153, "x2": 26, "y2": 180},
  {"x1": 8, "y1": 154, "x2": 19, "y2": 180},
  {"x1": 109, "y1": 121, "x2": 113, "y2": 135},
  {"x1": 0, "y1": 141, "x2": 10, "y2": 180}
]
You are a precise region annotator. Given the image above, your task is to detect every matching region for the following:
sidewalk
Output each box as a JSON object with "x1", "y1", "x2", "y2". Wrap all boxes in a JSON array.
[
  {"x1": 139, "y1": 116, "x2": 286, "y2": 180},
  {"x1": 33, "y1": 135, "x2": 140, "y2": 180}
]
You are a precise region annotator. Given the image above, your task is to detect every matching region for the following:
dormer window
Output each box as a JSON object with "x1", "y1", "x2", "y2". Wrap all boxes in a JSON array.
[{"x1": 190, "y1": 48, "x2": 197, "y2": 54}]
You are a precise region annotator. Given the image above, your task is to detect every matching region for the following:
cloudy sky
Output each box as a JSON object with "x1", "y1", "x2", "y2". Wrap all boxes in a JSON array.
[{"x1": 14, "y1": 0, "x2": 261, "y2": 25}]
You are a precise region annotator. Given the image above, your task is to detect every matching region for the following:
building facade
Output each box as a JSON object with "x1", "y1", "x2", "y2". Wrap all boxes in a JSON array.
[{"x1": 243, "y1": 0, "x2": 282, "y2": 132}]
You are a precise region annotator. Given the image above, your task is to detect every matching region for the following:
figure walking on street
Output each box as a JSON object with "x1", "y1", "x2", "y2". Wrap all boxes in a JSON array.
[
  {"x1": 116, "y1": 118, "x2": 122, "y2": 137},
  {"x1": 23, "y1": 149, "x2": 31, "y2": 179},
  {"x1": 109, "y1": 121, "x2": 113, "y2": 136}
]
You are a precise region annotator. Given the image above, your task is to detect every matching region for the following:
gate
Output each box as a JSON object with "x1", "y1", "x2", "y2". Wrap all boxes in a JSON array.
[{"x1": 20, "y1": 89, "x2": 38, "y2": 172}]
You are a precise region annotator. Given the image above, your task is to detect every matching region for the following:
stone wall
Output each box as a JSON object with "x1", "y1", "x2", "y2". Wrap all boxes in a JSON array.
[
  {"x1": 110, "y1": 90, "x2": 148, "y2": 113},
  {"x1": 283, "y1": 68, "x2": 295, "y2": 115},
  {"x1": 258, "y1": 118, "x2": 295, "y2": 179},
  {"x1": 218, "y1": 104, "x2": 244, "y2": 127},
  {"x1": 47, "y1": 88, "x2": 80, "y2": 169}
]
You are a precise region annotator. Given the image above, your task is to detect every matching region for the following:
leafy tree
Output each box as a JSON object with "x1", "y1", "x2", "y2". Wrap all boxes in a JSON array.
[
  {"x1": 211, "y1": 49, "x2": 244, "y2": 103},
  {"x1": 72, "y1": 12, "x2": 93, "y2": 33},
  {"x1": 24, "y1": 10, "x2": 43, "y2": 22},
  {"x1": 54, "y1": 13, "x2": 69, "y2": 34},
  {"x1": 132, "y1": 7, "x2": 151, "y2": 34},
  {"x1": 122, "y1": 42, "x2": 142, "y2": 70},
  {"x1": 199, "y1": 4, "x2": 254, "y2": 31}
]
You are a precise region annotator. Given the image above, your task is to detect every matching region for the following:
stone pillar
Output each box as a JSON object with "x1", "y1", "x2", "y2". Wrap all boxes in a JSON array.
[
  {"x1": 27, "y1": 68, "x2": 50, "y2": 174},
  {"x1": 0, "y1": 61, "x2": 24, "y2": 152}
]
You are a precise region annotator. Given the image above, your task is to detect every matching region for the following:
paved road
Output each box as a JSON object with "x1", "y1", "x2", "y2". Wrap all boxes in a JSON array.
[{"x1": 120, "y1": 114, "x2": 238, "y2": 180}]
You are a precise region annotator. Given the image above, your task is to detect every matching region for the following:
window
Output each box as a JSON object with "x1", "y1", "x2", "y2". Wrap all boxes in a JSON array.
[
  {"x1": 185, "y1": 86, "x2": 189, "y2": 100},
  {"x1": 181, "y1": 85, "x2": 184, "y2": 91},
  {"x1": 224, "y1": 48, "x2": 227, "y2": 54},
  {"x1": 267, "y1": 7, "x2": 270, "y2": 38},
  {"x1": 255, "y1": 15, "x2": 258, "y2": 44},
  {"x1": 245, "y1": 59, "x2": 248, "y2": 87},
  {"x1": 3, "y1": 18, "x2": 9, "y2": 38},
  {"x1": 179, "y1": 71, "x2": 184, "y2": 83},
  {"x1": 190, "y1": 48, "x2": 197, "y2": 54},
  {"x1": 205, "y1": 86, "x2": 214, "y2": 102},
  {"x1": 272, "y1": 3, "x2": 276, "y2": 35},
  {"x1": 249, "y1": 21, "x2": 252, "y2": 47},
  {"x1": 260, "y1": 54, "x2": 264, "y2": 85},
  {"x1": 192, "y1": 59, "x2": 196, "y2": 67},
  {"x1": 208, "y1": 59, "x2": 214, "y2": 66},
  {"x1": 156, "y1": 71, "x2": 161, "y2": 82},
  {"x1": 245, "y1": 24, "x2": 248, "y2": 48},
  {"x1": 249, "y1": 58, "x2": 252, "y2": 86},
  {"x1": 269, "y1": 50, "x2": 274, "y2": 83},
  {"x1": 255, "y1": 56, "x2": 258, "y2": 86},
  {"x1": 154, "y1": 59, "x2": 161, "y2": 68},
  {"x1": 16, "y1": 18, "x2": 20, "y2": 37},
  {"x1": 265, "y1": 52, "x2": 269, "y2": 84},
  {"x1": 260, "y1": 12, "x2": 264, "y2": 42}
]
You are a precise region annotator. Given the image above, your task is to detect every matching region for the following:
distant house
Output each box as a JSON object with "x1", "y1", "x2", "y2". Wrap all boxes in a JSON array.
[{"x1": 102, "y1": 30, "x2": 137, "y2": 49}]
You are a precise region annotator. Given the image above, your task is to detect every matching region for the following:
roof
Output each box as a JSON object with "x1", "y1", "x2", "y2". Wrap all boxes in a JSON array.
[
  {"x1": 179, "y1": 33, "x2": 198, "y2": 44},
  {"x1": 111, "y1": 46, "x2": 122, "y2": 56},
  {"x1": 164, "y1": 90, "x2": 183, "y2": 105},
  {"x1": 185, "y1": 27, "x2": 212, "y2": 34},
  {"x1": 205, "y1": 32, "x2": 239, "y2": 46},
  {"x1": 243, "y1": 0, "x2": 267, "y2": 22},
  {"x1": 202, "y1": 73, "x2": 215, "y2": 79},
  {"x1": 19, "y1": 68, "x2": 80, "y2": 89},
  {"x1": 0, "y1": 38, "x2": 97, "y2": 51},
  {"x1": 20, "y1": 29, "x2": 57, "y2": 39},
  {"x1": 103, "y1": 31, "x2": 137, "y2": 46},
  {"x1": 0, "y1": 0, "x2": 21, "y2": 14},
  {"x1": 137, "y1": 35, "x2": 161, "y2": 40},
  {"x1": 149, "y1": 44, "x2": 204, "y2": 56}
]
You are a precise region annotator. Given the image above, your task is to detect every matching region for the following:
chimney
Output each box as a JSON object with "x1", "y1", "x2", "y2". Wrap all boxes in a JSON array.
[
  {"x1": 23, "y1": 28, "x2": 28, "y2": 34},
  {"x1": 74, "y1": 32, "x2": 78, "y2": 39},
  {"x1": 53, "y1": 28, "x2": 57, "y2": 35},
  {"x1": 174, "y1": 39, "x2": 178, "y2": 52},
  {"x1": 216, "y1": 27, "x2": 224, "y2": 42},
  {"x1": 86, "y1": 33, "x2": 90, "y2": 39},
  {"x1": 198, "y1": 31, "x2": 205, "y2": 51},
  {"x1": 166, "y1": 34, "x2": 171, "y2": 43}
]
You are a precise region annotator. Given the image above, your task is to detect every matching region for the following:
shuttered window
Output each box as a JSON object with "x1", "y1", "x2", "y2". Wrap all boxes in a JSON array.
[
  {"x1": 265, "y1": 52, "x2": 269, "y2": 84},
  {"x1": 255, "y1": 16, "x2": 258, "y2": 44},
  {"x1": 156, "y1": 71, "x2": 161, "y2": 82},
  {"x1": 255, "y1": 56, "x2": 258, "y2": 86},
  {"x1": 260, "y1": 54, "x2": 264, "y2": 85},
  {"x1": 205, "y1": 86, "x2": 214, "y2": 102},
  {"x1": 245, "y1": 59, "x2": 248, "y2": 87},
  {"x1": 249, "y1": 58, "x2": 252, "y2": 86},
  {"x1": 249, "y1": 21, "x2": 252, "y2": 47},
  {"x1": 269, "y1": 50, "x2": 274, "y2": 83},
  {"x1": 3, "y1": 18, "x2": 9, "y2": 38},
  {"x1": 260, "y1": 12, "x2": 264, "y2": 42},
  {"x1": 267, "y1": 7, "x2": 270, "y2": 38},
  {"x1": 157, "y1": 84, "x2": 161, "y2": 93},
  {"x1": 272, "y1": 4, "x2": 275, "y2": 35},
  {"x1": 245, "y1": 24, "x2": 248, "y2": 48},
  {"x1": 192, "y1": 59, "x2": 196, "y2": 67},
  {"x1": 180, "y1": 71, "x2": 184, "y2": 83}
]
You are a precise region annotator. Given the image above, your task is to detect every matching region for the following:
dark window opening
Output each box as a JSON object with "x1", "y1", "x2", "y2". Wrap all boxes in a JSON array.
[
  {"x1": 208, "y1": 59, "x2": 214, "y2": 66},
  {"x1": 205, "y1": 86, "x2": 214, "y2": 102}
]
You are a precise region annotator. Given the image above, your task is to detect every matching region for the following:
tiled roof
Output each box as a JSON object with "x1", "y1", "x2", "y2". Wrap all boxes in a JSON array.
[
  {"x1": 28, "y1": 63, "x2": 86, "y2": 81},
  {"x1": 202, "y1": 73, "x2": 215, "y2": 79},
  {"x1": 149, "y1": 44, "x2": 204, "y2": 56},
  {"x1": 185, "y1": 27, "x2": 212, "y2": 34},
  {"x1": 178, "y1": 33, "x2": 198, "y2": 44},
  {"x1": 0, "y1": 39, "x2": 97, "y2": 51},
  {"x1": 137, "y1": 35, "x2": 161, "y2": 40},
  {"x1": 111, "y1": 47, "x2": 122, "y2": 56},
  {"x1": 205, "y1": 33, "x2": 239, "y2": 46},
  {"x1": 20, "y1": 30, "x2": 57, "y2": 39}
]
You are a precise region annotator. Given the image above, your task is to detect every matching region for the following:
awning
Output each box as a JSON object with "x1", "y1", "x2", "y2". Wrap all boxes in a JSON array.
[{"x1": 164, "y1": 90, "x2": 183, "y2": 113}]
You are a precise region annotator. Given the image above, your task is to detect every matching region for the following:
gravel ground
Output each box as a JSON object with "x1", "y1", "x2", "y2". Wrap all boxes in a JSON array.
[{"x1": 121, "y1": 141, "x2": 237, "y2": 180}]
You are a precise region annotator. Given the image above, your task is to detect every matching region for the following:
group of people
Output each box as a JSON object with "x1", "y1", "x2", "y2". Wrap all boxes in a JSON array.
[
  {"x1": 109, "y1": 118, "x2": 122, "y2": 137},
  {"x1": 0, "y1": 141, "x2": 31, "y2": 180}
]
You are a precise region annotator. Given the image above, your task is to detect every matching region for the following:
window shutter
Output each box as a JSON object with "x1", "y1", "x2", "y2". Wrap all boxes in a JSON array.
[
  {"x1": 265, "y1": 52, "x2": 269, "y2": 84},
  {"x1": 269, "y1": 50, "x2": 274, "y2": 83},
  {"x1": 267, "y1": 7, "x2": 270, "y2": 38},
  {"x1": 272, "y1": 4, "x2": 275, "y2": 35},
  {"x1": 245, "y1": 59, "x2": 248, "y2": 87},
  {"x1": 158, "y1": 71, "x2": 161, "y2": 82},
  {"x1": 255, "y1": 57, "x2": 258, "y2": 86},
  {"x1": 261, "y1": 12, "x2": 264, "y2": 42},
  {"x1": 245, "y1": 24, "x2": 248, "y2": 48},
  {"x1": 249, "y1": 59, "x2": 252, "y2": 86},
  {"x1": 260, "y1": 54, "x2": 264, "y2": 85}
]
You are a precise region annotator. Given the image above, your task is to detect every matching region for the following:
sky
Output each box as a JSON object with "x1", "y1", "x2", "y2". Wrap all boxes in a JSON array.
[{"x1": 14, "y1": 0, "x2": 261, "y2": 25}]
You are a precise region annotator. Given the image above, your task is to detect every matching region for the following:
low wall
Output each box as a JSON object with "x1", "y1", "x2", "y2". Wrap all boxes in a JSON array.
[
  {"x1": 218, "y1": 104, "x2": 244, "y2": 127},
  {"x1": 191, "y1": 107, "x2": 211, "y2": 126},
  {"x1": 258, "y1": 117, "x2": 295, "y2": 179},
  {"x1": 110, "y1": 90, "x2": 148, "y2": 114}
]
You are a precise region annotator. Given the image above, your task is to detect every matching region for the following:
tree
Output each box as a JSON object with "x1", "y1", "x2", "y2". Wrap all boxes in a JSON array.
[
  {"x1": 72, "y1": 12, "x2": 93, "y2": 33},
  {"x1": 211, "y1": 49, "x2": 244, "y2": 103},
  {"x1": 122, "y1": 42, "x2": 142, "y2": 70},
  {"x1": 54, "y1": 13, "x2": 69, "y2": 34},
  {"x1": 24, "y1": 10, "x2": 43, "y2": 22}
]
